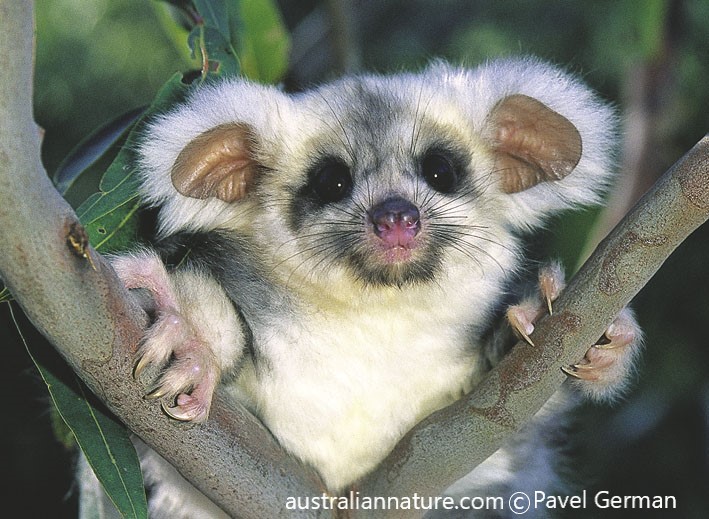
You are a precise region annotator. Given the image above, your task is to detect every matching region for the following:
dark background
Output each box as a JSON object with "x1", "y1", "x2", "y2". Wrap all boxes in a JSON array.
[{"x1": 3, "y1": 0, "x2": 708, "y2": 517}]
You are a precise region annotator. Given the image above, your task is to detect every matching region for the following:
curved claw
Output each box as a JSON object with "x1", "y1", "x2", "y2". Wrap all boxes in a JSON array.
[
  {"x1": 519, "y1": 329, "x2": 535, "y2": 347},
  {"x1": 561, "y1": 363, "x2": 601, "y2": 382},
  {"x1": 506, "y1": 306, "x2": 536, "y2": 346},
  {"x1": 594, "y1": 342, "x2": 623, "y2": 351},
  {"x1": 134, "y1": 354, "x2": 151, "y2": 379},
  {"x1": 561, "y1": 365, "x2": 581, "y2": 379},
  {"x1": 569, "y1": 363, "x2": 598, "y2": 371},
  {"x1": 539, "y1": 262, "x2": 565, "y2": 316},
  {"x1": 161, "y1": 401, "x2": 199, "y2": 422},
  {"x1": 145, "y1": 386, "x2": 168, "y2": 400},
  {"x1": 594, "y1": 331, "x2": 635, "y2": 350},
  {"x1": 160, "y1": 393, "x2": 210, "y2": 423}
]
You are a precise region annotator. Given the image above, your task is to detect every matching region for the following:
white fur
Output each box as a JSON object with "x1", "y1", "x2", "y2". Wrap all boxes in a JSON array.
[
  {"x1": 238, "y1": 250, "x2": 515, "y2": 489},
  {"x1": 137, "y1": 80, "x2": 297, "y2": 237},
  {"x1": 170, "y1": 268, "x2": 245, "y2": 372},
  {"x1": 139, "y1": 57, "x2": 617, "y2": 237},
  {"x1": 113, "y1": 57, "x2": 633, "y2": 515},
  {"x1": 136, "y1": 440, "x2": 230, "y2": 519},
  {"x1": 436, "y1": 58, "x2": 618, "y2": 230}
]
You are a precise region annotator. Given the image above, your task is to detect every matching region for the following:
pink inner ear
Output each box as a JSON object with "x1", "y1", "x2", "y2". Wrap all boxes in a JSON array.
[
  {"x1": 171, "y1": 123, "x2": 259, "y2": 203},
  {"x1": 486, "y1": 94, "x2": 582, "y2": 194}
]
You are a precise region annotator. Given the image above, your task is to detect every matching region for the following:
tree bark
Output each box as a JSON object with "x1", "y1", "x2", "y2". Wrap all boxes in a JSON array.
[
  {"x1": 358, "y1": 135, "x2": 709, "y2": 510},
  {"x1": 1, "y1": 2, "x2": 707, "y2": 518},
  {"x1": 0, "y1": 3, "x2": 325, "y2": 518}
]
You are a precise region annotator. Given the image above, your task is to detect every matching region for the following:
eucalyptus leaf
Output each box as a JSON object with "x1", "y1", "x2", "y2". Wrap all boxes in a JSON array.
[
  {"x1": 39, "y1": 74, "x2": 191, "y2": 515},
  {"x1": 77, "y1": 190, "x2": 142, "y2": 252},
  {"x1": 157, "y1": 0, "x2": 193, "y2": 9},
  {"x1": 47, "y1": 372, "x2": 148, "y2": 519},
  {"x1": 188, "y1": 24, "x2": 241, "y2": 77},
  {"x1": 10, "y1": 305, "x2": 148, "y2": 519},
  {"x1": 194, "y1": 0, "x2": 231, "y2": 40},
  {"x1": 75, "y1": 73, "x2": 190, "y2": 253},
  {"x1": 53, "y1": 107, "x2": 144, "y2": 200},
  {"x1": 237, "y1": 0, "x2": 291, "y2": 83},
  {"x1": 186, "y1": 0, "x2": 290, "y2": 81}
]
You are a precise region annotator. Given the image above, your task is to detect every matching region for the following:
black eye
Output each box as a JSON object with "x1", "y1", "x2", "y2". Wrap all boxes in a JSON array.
[
  {"x1": 311, "y1": 159, "x2": 353, "y2": 204},
  {"x1": 421, "y1": 153, "x2": 458, "y2": 193}
]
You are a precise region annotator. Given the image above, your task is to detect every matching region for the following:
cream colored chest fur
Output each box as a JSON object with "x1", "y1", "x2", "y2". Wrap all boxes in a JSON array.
[{"x1": 233, "y1": 265, "x2": 503, "y2": 490}]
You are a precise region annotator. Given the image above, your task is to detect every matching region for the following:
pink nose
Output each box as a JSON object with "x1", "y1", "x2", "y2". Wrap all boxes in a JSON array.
[{"x1": 370, "y1": 197, "x2": 420, "y2": 247}]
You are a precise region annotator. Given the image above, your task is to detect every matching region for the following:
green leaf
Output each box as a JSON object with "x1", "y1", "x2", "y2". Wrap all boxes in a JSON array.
[
  {"x1": 77, "y1": 191, "x2": 141, "y2": 253},
  {"x1": 188, "y1": 24, "x2": 241, "y2": 77},
  {"x1": 169, "y1": 0, "x2": 290, "y2": 82},
  {"x1": 75, "y1": 73, "x2": 190, "y2": 253},
  {"x1": 42, "y1": 74, "x2": 189, "y2": 515},
  {"x1": 9, "y1": 305, "x2": 147, "y2": 519},
  {"x1": 189, "y1": 0, "x2": 241, "y2": 77},
  {"x1": 53, "y1": 107, "x2": 144, "y2": 202},
  {"x1": 194, "y1": 0, "x2": 230, "y2": 40},
  {"x1": 157, "y1": 0, "x2": 193, "y2": 9},
  {"x1": 236, "y1": 0, "x2": 291, "y2": 83}
]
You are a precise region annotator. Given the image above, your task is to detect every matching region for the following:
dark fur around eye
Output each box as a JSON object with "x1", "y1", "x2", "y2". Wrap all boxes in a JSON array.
[
  {"x1": 420, "y1": 149, "x2": 467, "y2": 194},
  {"x1": 307, "y1": 157, "x2": 353, "y2": 205}
]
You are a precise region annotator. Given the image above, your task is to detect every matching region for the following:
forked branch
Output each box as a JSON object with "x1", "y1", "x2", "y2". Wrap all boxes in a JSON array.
[{"x1": 1, "y1": 2, "x2": 707, "y2": 518}]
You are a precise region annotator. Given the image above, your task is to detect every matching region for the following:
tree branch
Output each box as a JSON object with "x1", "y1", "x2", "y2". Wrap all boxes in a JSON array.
[
  {"x1": 2, "y1": 2, "x2": 708, "y2": 518},
  {"x1": 358, "y1": 134, "x2": 709, "y2": 510},
  {"x1": 0, "y1": 3, "x2": 324, "y2": 518}
]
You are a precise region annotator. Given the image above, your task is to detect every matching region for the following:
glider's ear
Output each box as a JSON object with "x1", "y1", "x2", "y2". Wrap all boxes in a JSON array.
[
  {"x1": 484, "y1": 94, "x2": 582, "y2": 194},
  {"x1": 171, "y1": 123, "x2": 260, "y2": 203}
]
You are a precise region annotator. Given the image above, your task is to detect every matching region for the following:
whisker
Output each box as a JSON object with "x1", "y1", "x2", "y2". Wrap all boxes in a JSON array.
[
  {"x1": 311, "y1": 90, "x2": 357, "y2": 165},
  {"x1": 270, "y1": 212, "x2": 363, "y2": 273},
  {"x1": 283, "y1": 234, "x2": 361, "y2": 288},
  {"x1": 430, "y1": 229, "x2": 507, "y2": 275},
  {"x1": 430, "y1": 221, "x2": 515, "y2": 253},
  {"x1": 409, "y1": 83, "x2": 435, "y2": 156},
  {"x1": 424, "y1": 186, "x2": 483, "y2": 216}
]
